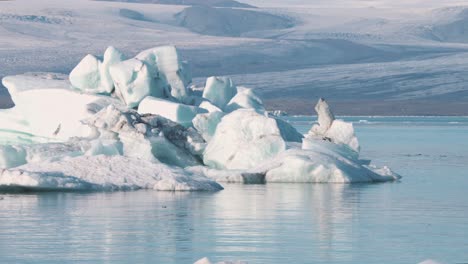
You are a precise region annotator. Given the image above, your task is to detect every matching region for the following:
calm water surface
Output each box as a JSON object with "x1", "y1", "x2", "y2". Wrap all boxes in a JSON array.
[{"x1": 0, "y1": 117, "x2": 467, "y2": 264}]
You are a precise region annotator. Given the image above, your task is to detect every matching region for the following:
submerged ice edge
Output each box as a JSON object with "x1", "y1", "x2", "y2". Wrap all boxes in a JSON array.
[{"x1": 0, "y1": 46, "x2": 400, "y2": 192}]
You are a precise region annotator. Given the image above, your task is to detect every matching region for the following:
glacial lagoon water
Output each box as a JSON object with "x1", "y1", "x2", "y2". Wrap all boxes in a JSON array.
[{"x1": 0, "y1": 116, "x2": 467, "y2": 264}]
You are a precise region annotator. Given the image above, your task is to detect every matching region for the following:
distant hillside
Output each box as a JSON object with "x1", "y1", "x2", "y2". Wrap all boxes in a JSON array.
[
  {"x1": 175, "y1": 6, "x2": 293, "y2": 37},
  {"x1": 95, "y1": 0, "x2": 256, "y2": 8}
]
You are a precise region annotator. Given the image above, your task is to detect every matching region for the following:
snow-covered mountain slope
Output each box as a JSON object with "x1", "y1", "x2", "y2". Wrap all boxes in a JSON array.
[
  {"x1": 175, "y1": 6, "x2": 292, "y2": 37},
  {"x1": 0, "y1": 0, "x2": 468, "y2": 115},
  {"x1": 95, "y1": 0, "x2": 256, "y2": 8}
]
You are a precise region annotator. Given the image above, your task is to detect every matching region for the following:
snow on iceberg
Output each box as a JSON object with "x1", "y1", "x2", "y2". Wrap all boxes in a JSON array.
[
  {"x1": 0, "y1": 155, "x2": 223, "y2": 191},
  {"x1": 2, "y1": 72, "x2": 70, "y2": 103},
  {"x1": 1, "y1": 73, "x2": 120, "y2": 141},
  {"x1": 138, "y1": 96, "x2": 207, "y2": 127},
  {"x1": 0, "y1": 142, "x2": 83, "y2": 169},
  {"x1": 0, "y1": 45, "x2": 401, "y2": 192}
]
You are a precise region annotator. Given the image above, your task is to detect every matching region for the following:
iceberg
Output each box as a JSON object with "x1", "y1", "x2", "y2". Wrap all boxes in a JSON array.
[
  {"x1": 202, "y1": 76, "x2": 237, "y2": 110},
  {"x1": 138, "y1": 96, "x2": 208, "y2": 127},
  {"x1": 0, "y1": 45, "x2": 401, "y2": 193},
  {"x1": 136, "y1": 46, "x2": 191, "y2": 102}
]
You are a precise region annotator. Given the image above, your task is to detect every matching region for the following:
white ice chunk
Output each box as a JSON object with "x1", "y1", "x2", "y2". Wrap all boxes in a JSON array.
[
  {"x1": 225, "y1": 87, "x2": 265, "y2": 113},
  {"x1": 192, "y1": 111, "x2": 225, "y2": 142},
  {"x1": 0, "y1": 142, "x2": 83, "y2": 169},
  {"x1": 325, "y1": 120, "x2": 360, "y2": 152},
  {"x1": 2, "y1": 72, "x2": 70, "y2": 104},
  {"x1": 0, "y1": 155, "x2": 223, "y2": 191},
  {"x1": 203, "y1": 109, "x2": 286, "y2": 170},
  {"x1": 69, "y1": 47, "x2": 125, "y2": 94},
  {"x1": 136, "y1": 46, "x2": 191, "y2": 102},
  {"x1": 110, "y1": 58, "x2": 158, "y2": 108},
  {"x1": 101, "y1": 46, "x2": 126, "y2": 93},
  {"x1": 202, "y1": 76, "x2": 236, "y2": 110},
  {"x1": 7, "y1": 89, "x2": 119, "y2": 141},
  {"x1": 307, "y1": 98, "x2": 359, "y2": 152},
  {"x1": 69, "y1": 54, "x2": 102, "y2": 92},
  {"x1": 199, "y1": 100, "x2": 222, "y2": 113},
  {"x1": 310, "y1": 98, "x2": 335, "y2": 135},
  {"x1": 0, "y1": 145, "x2": 26, "y2": 169},
  {"x1": 260, "y1": 139, "x2": 399, "y2": 183},
  {"x1": 195, "y1": 137, "x2": 400, "y2": 184},
  {"x1": 138, "y1": 96, "x2": 207, "y2": 127}
]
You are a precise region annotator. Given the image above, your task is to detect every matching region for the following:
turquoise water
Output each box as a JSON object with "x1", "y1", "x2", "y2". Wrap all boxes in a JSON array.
[{"x1": 1, "y1": 117, "x2": 467, "y2": 264}]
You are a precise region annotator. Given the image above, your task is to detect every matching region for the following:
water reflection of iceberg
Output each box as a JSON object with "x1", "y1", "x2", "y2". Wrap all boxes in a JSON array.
[{"x1": 0, "y1": 184, "x2": 371, "y2": 263}]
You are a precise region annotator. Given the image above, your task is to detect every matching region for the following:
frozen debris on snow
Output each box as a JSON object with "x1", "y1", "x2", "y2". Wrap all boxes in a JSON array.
[{"x1": 84, "y1": 105, "x2": 204, "y2": 167}]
